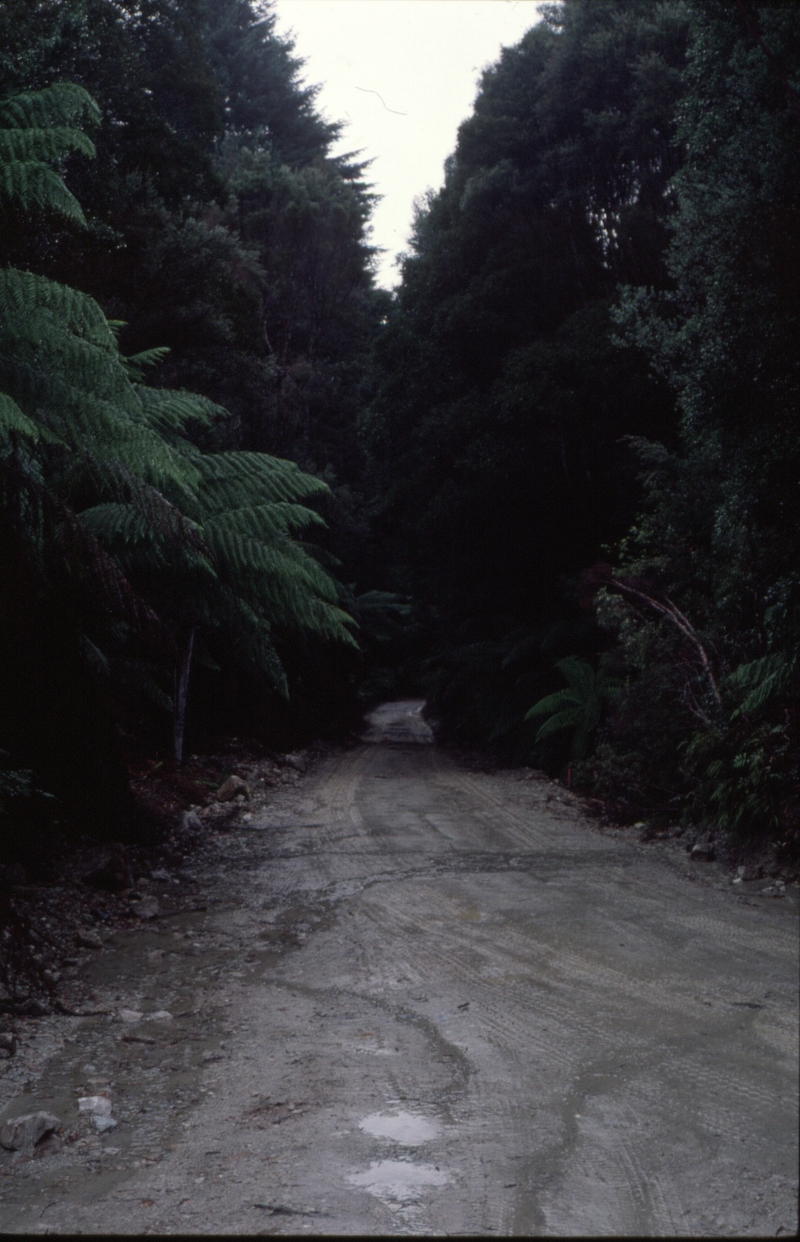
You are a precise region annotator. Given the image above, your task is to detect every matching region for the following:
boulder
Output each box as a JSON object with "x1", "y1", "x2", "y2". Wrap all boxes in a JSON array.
[
  {"x1": 216, "y1": 774, "x2": 250, "y2": 801},
  {"x1": 131, "y1": 895, "x2": 159, "y2": 920},
  {"x1": 0, "y1": 1110, "x2": 62, "y2": 1152},
  {"x1": 78, "y1": 1095, "x2": 111, "y2": 1117},
  {"x1": 690, "y1": 840, "x2": 716, "y2": 862},
  {"x1": 281, "y1": 751, "x2": 308, "y2": 773},
  {"x1": 76, "y1": 930, "x2": 103, "y2": 951},
  {"x1": 116, "y1": 1009, "x2": 143, "y2": 1024}
]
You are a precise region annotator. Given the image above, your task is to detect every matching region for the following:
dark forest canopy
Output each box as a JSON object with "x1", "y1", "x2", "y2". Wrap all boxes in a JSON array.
[
  {"x1": 367, "y1": 0, "x2": 799, "y2": 850},
  {"x1": 0, "y1": 0, "x2": 386, "y2": 865},
  {"x1": 0, "y1": 0, "x2": 798, "y2": 876}
]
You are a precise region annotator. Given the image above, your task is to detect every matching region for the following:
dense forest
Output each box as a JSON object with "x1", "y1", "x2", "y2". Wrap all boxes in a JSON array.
[
  {"x1": 368, "y1": 0, "x2": 799, "y2": 857},
  {"x1": 1, "y1": 0, "x2": 798, "y2": 915}
]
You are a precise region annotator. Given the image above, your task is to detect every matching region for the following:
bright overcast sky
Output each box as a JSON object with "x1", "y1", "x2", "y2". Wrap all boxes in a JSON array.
[{"x1": 272, "y1": 1, "x2": 544, "y2": 287}]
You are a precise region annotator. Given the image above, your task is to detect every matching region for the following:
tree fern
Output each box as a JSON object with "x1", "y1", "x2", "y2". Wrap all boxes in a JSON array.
[
  {"x1": 0, "y1": 82, "x2": 357, "y2": 763},
  {"x1": 0, "y1": 84, "x2": 99, "y2": 225},
  {"x1": 525, "y1": 657, "x2": 621, "y2": 761}
]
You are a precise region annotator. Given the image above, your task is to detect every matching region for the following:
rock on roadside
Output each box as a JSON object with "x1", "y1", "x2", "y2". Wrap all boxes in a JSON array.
[
  {"x1": 0, "y1": 1111, "x2": 62, "y2": 1152},
  {"x1": 216, "y1": 774, "x2": 250, "y2": 801}
]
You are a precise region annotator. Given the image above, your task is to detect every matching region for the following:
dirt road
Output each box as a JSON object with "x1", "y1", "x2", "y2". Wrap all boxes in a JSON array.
[{"x1": 0, "y1": 701, "x2": 797, "y2": 1235}]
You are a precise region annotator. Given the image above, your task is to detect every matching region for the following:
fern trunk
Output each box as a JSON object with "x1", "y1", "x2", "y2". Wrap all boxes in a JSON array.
[{"x1": 173, "y1": 627, "x2": 195, "y2": 765}]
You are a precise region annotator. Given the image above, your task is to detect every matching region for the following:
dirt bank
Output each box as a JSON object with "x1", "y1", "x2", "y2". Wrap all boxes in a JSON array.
[{"x1": 0, "y1": 701, "x2": 797, "y2": 1235}]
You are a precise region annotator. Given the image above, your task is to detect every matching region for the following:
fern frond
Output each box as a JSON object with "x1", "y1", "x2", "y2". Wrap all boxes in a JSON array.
[
  {"x1": 533, "y1": 707, "x2": 584, "y2": 741},
  {"x1": 0, "y1": 269, "x2": 115, "y2": 346},
  {"x1": 0, "y1": 392, "x2": 38, "y2": 440},
  {"x1": 0, "y1": 126, "x2": 95, "y2": 164},
  {"x1": 0, "y1": 84, "x2": 100, "y2": 130},
  {"x1": 196, "y1": 452, "x2": 330, "y2": 514},
  {"x1": 134, "y1": 385, "x2": 223, "y2": 432},
  {"x1": 728, "y1": 652, "x2": 797, "y2": 717},
  {"x1": 213, "y1": 587, "x2": 288, "y2": 696},
  {"x1": 202, "y1": 523, "x2": 334, "y2": 599},
  {"x1": 79, "y1": 502, "x2": 150, "y2": 546},
  {"x1": 555, "y1": 656, "x2": 596, "y2": 699},
  {"x1": 120, "y1": 346, "x2": 170, "y2": 382},
  {"x1": 0, "y1": 161, "x2": 86, "y2": 224},
  {"x1": 210, "y1": 502, "x2": 326, "y2": 541},
  {"x1": 524, "y1": 689, "x2": 580, "y2": 720}
]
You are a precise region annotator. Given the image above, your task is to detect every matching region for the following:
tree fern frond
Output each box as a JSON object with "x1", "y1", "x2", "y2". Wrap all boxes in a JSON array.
[
  {"x1": 209, "y1": 501, "x2": 326, "y2": 540},
  {"x1": 134, "y1": 385, "x2": 224, "y2": 432},
  {"x1": 533, "y1": 707, "x2": 584, "y2": 740},
  {"x1": 0, "y1": 392, "x2": 38, "y2": 440},
  {"x1": 202, "y1": 522, "x2": 334, "y2": 599},
  {"x1": 727, "y1": 652, "x2": 797, "y2": 717},
  {"x1": 213, "y1": 587, "x2": 288, "y2": 696},
  {"x1": 555, "y1": 656, "x2": 596, "y2": 699},
  {"x1": 79, "y1": 502, "x2": 150, "y2": 546},
  {"x1": 196, "y1": 451, "x2": 330, "y2": 513},
  {"x1": 0, "y1": 126, "x2": 95, "y2": 165},
  {"x1": 120, "y1": 346, "x2": 170, "y2": 382},
  {"x1": 0, "y1": 84, "x2": 100, "y2": 131},
  {"x1": 0, "y1": 160, "x2": 87, "y2": 223},
  {"x1": 0, "y1": 269, "x2": 115, "y2": 345},
  {"x1": 524, "y1": 689, "x2": 580, "y2": 720}
]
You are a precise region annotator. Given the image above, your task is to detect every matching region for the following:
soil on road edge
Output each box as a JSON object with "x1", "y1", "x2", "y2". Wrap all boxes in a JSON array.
[{"x1": 0, "y1": 700, "x2": 797, "y2": 1235}]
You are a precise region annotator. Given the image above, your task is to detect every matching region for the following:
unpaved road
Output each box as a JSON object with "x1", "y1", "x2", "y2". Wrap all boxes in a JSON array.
[{"x1": 0, "y1": 701, "x2": 797, "y2": 1235}]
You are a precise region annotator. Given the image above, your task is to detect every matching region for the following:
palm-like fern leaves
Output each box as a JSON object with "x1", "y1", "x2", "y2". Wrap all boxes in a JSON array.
[
  {"x1": 525, "y1": 657, "x2": 621, "y2": 761},
  {"x1": 0, "y1": 84, "x2": 99, "y2": 225},
  {"x1": 0, "y1": 83, "x2": 357, "y2": 759}
]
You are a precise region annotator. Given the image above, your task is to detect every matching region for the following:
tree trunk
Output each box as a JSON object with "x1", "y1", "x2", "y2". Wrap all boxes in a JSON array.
[{"x1": 173, "y1": 627, "x2": 195, "y2": 765}]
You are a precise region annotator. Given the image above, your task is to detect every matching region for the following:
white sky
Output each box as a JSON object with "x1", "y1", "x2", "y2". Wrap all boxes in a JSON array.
[{"x1": 272, "y1": 0, "x2": 544, "y2": 287}]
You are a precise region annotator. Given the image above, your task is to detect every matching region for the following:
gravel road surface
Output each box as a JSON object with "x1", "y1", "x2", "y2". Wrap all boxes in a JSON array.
[{"x1": 0, "y1": 701, "x2": 797, "y2": 1235}]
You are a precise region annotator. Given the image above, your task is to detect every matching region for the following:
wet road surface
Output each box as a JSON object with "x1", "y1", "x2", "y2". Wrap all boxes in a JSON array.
[{"x1": 0, "y1": 701, "x2": 797, "y2": 1234}]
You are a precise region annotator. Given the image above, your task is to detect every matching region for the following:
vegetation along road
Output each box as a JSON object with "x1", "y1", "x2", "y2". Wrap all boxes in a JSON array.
[{"x1": 0, "y1": 702, "x2": 796, "y2": 1235}]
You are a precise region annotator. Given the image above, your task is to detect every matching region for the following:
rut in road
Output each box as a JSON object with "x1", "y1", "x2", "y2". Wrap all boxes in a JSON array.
[{"x1": 0, "y1": 700, "x2": 797, "y2": 1236}]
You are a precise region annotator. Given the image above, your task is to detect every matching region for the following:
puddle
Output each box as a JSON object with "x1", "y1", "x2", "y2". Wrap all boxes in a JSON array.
[
  {"x1": 347, "y1": 1158, "x2": 450, "y2": 1198},
  {"x1": 359, "y1": 1110, "x2": 440, "y2": 1144}
]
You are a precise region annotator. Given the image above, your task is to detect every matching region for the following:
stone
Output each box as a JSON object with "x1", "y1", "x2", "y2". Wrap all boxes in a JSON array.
[
  {"x1": 281, "y1": 752, "x2": 308, "y2": 773},
  {"x1": 76, "y1": 930, "x2": 103, "y2": 951},
  {"x1": 150, "y1": 868, "x2": 171, "y2": 882},
  {"x1": 149, "y1": 1010, "x2": 173, "y2": 1022},
  {"x1": 690, "y1": 841, "x2": 716, "y2": 861},
  {"x1": 17, "y1": 998, "x2": 49, "y2": 1017},
  {"x1": 78, "y1": 1095, "x2": 112, "y2": 1117},
  {"x1": 0, "y1": 1111, "x2": 62, "y2": 1152},
  {"x1": 116, "y1": 1009, "x2": 143, "y2": 1024},
  {"x1": 93, "y1": 1115, "x2": 118, "y2": 1133},
  {"x1": 181, "y1": 811, "x2": 202, "y2": 833},
  {"x1": 216, "y1": 774, "x2": 250, "y2": 801},
  {"x1": 0, "y1": 1032, "x2": 18, "y2": 1057},
  {"x1": 737, "y1": 863, "x2": 764, "y2": 881},
  {"x1": 131, "y1": 894, "x2": 159, "y2": 920},
  {"x1": 760, "y1": 884, "x2": 785, "y2": 898}
]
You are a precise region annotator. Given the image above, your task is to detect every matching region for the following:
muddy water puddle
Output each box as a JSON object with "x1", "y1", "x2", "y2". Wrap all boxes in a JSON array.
[
  {"x1": 0, "y1": 906, "x2": 281, "y2": 1229},
  {"x1": 359, "y1": 1110, "x2": 440, "y2": 1144}
]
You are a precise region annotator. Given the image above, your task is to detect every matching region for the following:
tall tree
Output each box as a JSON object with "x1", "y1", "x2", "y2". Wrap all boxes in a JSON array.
[
  {"x1": 368, "y1": 0, "x2": 688, "y2": 748},
  {"x1": 589, "y1": 0, "x2": 800, "y2": 838}
]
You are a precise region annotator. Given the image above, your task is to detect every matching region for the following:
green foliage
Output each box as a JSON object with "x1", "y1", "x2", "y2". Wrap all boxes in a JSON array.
[
  {"x1": 0, "y1": 82, "x2": 99, "y2": 224},
  {"x1": 369, "y1": 0, "x2": 686, "y2": 753},
  {"x1": 525, "y1": 657, "x2": 621, "y2": 760},
  {"x1": 587, "y1": 0, "x2": 800, "y2": 845},
  {"x1": 0, "y1": 78, "x2": 357, "y2": 809}
]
